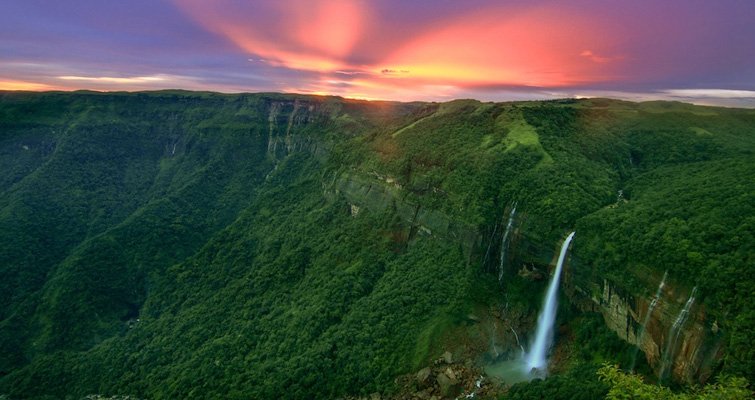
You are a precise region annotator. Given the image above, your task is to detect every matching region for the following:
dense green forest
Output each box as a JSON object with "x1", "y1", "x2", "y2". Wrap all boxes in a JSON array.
[{"x1": 0, "y1": 91, "x2": 752, "y2": 399}]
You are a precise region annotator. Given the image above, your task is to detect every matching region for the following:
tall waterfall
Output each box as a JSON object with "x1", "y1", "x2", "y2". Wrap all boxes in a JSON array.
[
  {"x1": 525, "y1": 232, "x2": 575, "y2": 373},
  {"x1": 659, "y1": 287, "x2": 697, "y2": 379},
  {"x1": 630, "y1": 271, "x2": 667, "y2": 371},
  {"x1": 498, "y1": 204, "x2": 517, "y2": 283}
]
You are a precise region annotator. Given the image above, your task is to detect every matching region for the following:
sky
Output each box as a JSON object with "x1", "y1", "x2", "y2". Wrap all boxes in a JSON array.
[{"x1": 1, "y1": 0, "x2": 754, "y2": 106}]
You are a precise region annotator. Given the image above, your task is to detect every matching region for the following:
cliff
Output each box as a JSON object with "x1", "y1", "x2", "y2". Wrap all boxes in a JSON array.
[
  {"x1": 0, "y1": 92, "x2": 752, "y2": 398},
  {"x1": 333, "y1": 172, "x2": 480, "y2": 257},
  {"x1": 565, "y1": 267, "x2": 725, "y2": 383},
  {"x1": 335, "y1": 167, "x2": 728, "y2": 385}
]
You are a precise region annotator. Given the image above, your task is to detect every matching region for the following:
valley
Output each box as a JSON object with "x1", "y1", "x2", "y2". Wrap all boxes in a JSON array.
[{"x1": 0, "y1": 91, "x2": 752, "y2": 399}]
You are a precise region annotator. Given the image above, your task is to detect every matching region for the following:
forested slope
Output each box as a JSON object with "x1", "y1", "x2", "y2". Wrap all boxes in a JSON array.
[{"x1": 0, "y1": 92, "x2": 752, "y2": 399}]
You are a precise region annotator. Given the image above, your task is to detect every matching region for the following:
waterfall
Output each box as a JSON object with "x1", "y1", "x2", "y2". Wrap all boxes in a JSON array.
[
  {"x1": 659, "y1": 287, "x2": 697, "y2": 380},
  {"x1": 630, "y1": 271, "x2": 667, "y2": 371},
  {"x1": 524, "y1": 232, "x2": 575, "y2": 373},
  {"x1": 510, "y1": 326, "x2": 525, "y2": 355},
  {"x1": 482, "y1": 224, "x2": 498, "y2": 271},
  {"x1": 498, "y1": 204, "x2": 517, "y2": 283}
]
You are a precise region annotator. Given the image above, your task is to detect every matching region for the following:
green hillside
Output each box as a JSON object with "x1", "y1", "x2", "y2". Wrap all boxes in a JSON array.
[{"x1": 0, "y1": 91, "x2": 752, "y2": 399}]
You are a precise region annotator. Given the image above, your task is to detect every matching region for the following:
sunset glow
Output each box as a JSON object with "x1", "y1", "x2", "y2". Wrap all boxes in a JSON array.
[
  {"x1": 0, "y1": 79, "x2": 57, "y2": 91},
  {"x1": 0, "y1": 0, "x2": 753, "y2": 105},
  {"x1": 379, "y1": 7, "x2": 619, "y2": 88}
]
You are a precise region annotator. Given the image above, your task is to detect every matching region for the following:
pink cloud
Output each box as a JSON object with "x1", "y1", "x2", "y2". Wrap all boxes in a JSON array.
[
  {"x1": 173, "y1": 0, "x2": 371, "y2": 72},
  {"x1": 173, "y1": 0, "x2": 625, "y2": 99}
]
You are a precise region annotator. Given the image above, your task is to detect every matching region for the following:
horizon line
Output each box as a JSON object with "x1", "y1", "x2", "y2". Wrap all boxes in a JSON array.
[{"x1": 2, "y1": 88, "x2": 754, "y2": 109}]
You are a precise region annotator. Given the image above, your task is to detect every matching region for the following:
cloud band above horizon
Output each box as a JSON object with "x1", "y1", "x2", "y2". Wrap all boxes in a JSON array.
[{"x1": 1, "y1": 0, "x2": 753, "y2": 105}]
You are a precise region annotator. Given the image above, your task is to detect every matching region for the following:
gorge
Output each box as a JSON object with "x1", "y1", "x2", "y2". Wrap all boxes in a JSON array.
[{"x1": 0, "y1": 91, "x2": 752, "y2": 399}]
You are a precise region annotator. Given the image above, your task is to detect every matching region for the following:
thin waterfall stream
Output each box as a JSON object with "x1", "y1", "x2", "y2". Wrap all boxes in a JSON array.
[
  {"x1": 510, "y1": 326, "x2": 525, "y2": 355},
  {"x1": 659, "y1": 287, "x2": 697, "y2": 379},
  {"x1": 498, "y1": 204, "x2": 517, "y2": 283},
  {"x1": 630, "y1": 271, "x2": 667, "y2": 371}
]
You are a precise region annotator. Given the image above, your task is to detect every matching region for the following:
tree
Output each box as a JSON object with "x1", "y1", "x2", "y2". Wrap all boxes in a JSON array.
[{"x1": 597, "y1": 364, "x2": 751, "y2": 400}]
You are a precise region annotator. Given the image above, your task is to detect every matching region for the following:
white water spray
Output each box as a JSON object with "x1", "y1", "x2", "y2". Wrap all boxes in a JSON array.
[
  {"x1": 498, "y1": 204, "x2": 517, "y2": 283},
  {"x1": 490, "y1": 323, "x2": 500, "y2": 358},
  {"x1": 659, "y1": 287, "x2": 697, "y2": 379},
  {"x1": 630, "y1": 271, "x2": 667, "y2": 371},
  {"x1": 524, "y1": 232, "x2": 575, "y2": 373}
]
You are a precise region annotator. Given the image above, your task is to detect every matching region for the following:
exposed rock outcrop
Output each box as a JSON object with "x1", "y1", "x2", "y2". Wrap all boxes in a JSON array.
[
  {"x1": 264, "y1": 99, "x2": 332, "y2": 161},
  {"x1": 333, "y1": 173, "x2": 479, "y2": 256},
  {"x1": 566, "y1": 272, "x2": 724, "y2": 383},
  {"x1": 334, "y1": 166, "x2": 725, "y2": 385}
]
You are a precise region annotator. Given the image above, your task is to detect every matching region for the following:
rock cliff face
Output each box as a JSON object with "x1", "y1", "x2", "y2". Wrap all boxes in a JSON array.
[
  {"x1": 264, "y1": 99, "x2": 332, "y2": 161},
  {"x1": 333, "y1": 172, "x2": 480, "y2": 257},
  {"x1": 565, "y1": 269, "x2": 724, "y2": 383},
  {"x1": 334, "y1": 173, "x2": 726, "y2": 385}
]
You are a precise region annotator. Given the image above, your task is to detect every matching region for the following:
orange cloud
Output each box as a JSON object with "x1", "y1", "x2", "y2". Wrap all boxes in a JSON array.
[
  {"x1": 174, "y1": 1, "x2": 624, "y2": 99},
  {"x1": 293, "y1": 0, "x2": 366, "y2": 58},
  {"x1": 0, "y1": 79, "x2": 57, "y2": 91},
  {"x1": 379, "y1": 7, "x2": 621, "y2": 87},
  {"x1": 281, "y1": 73, "x2": 463, "y2": 102}
]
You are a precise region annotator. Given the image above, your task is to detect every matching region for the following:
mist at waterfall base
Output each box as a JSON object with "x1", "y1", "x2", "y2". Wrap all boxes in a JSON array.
[{"x1": 485, "y1": 232, "x2": 576, "y2": 384}]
